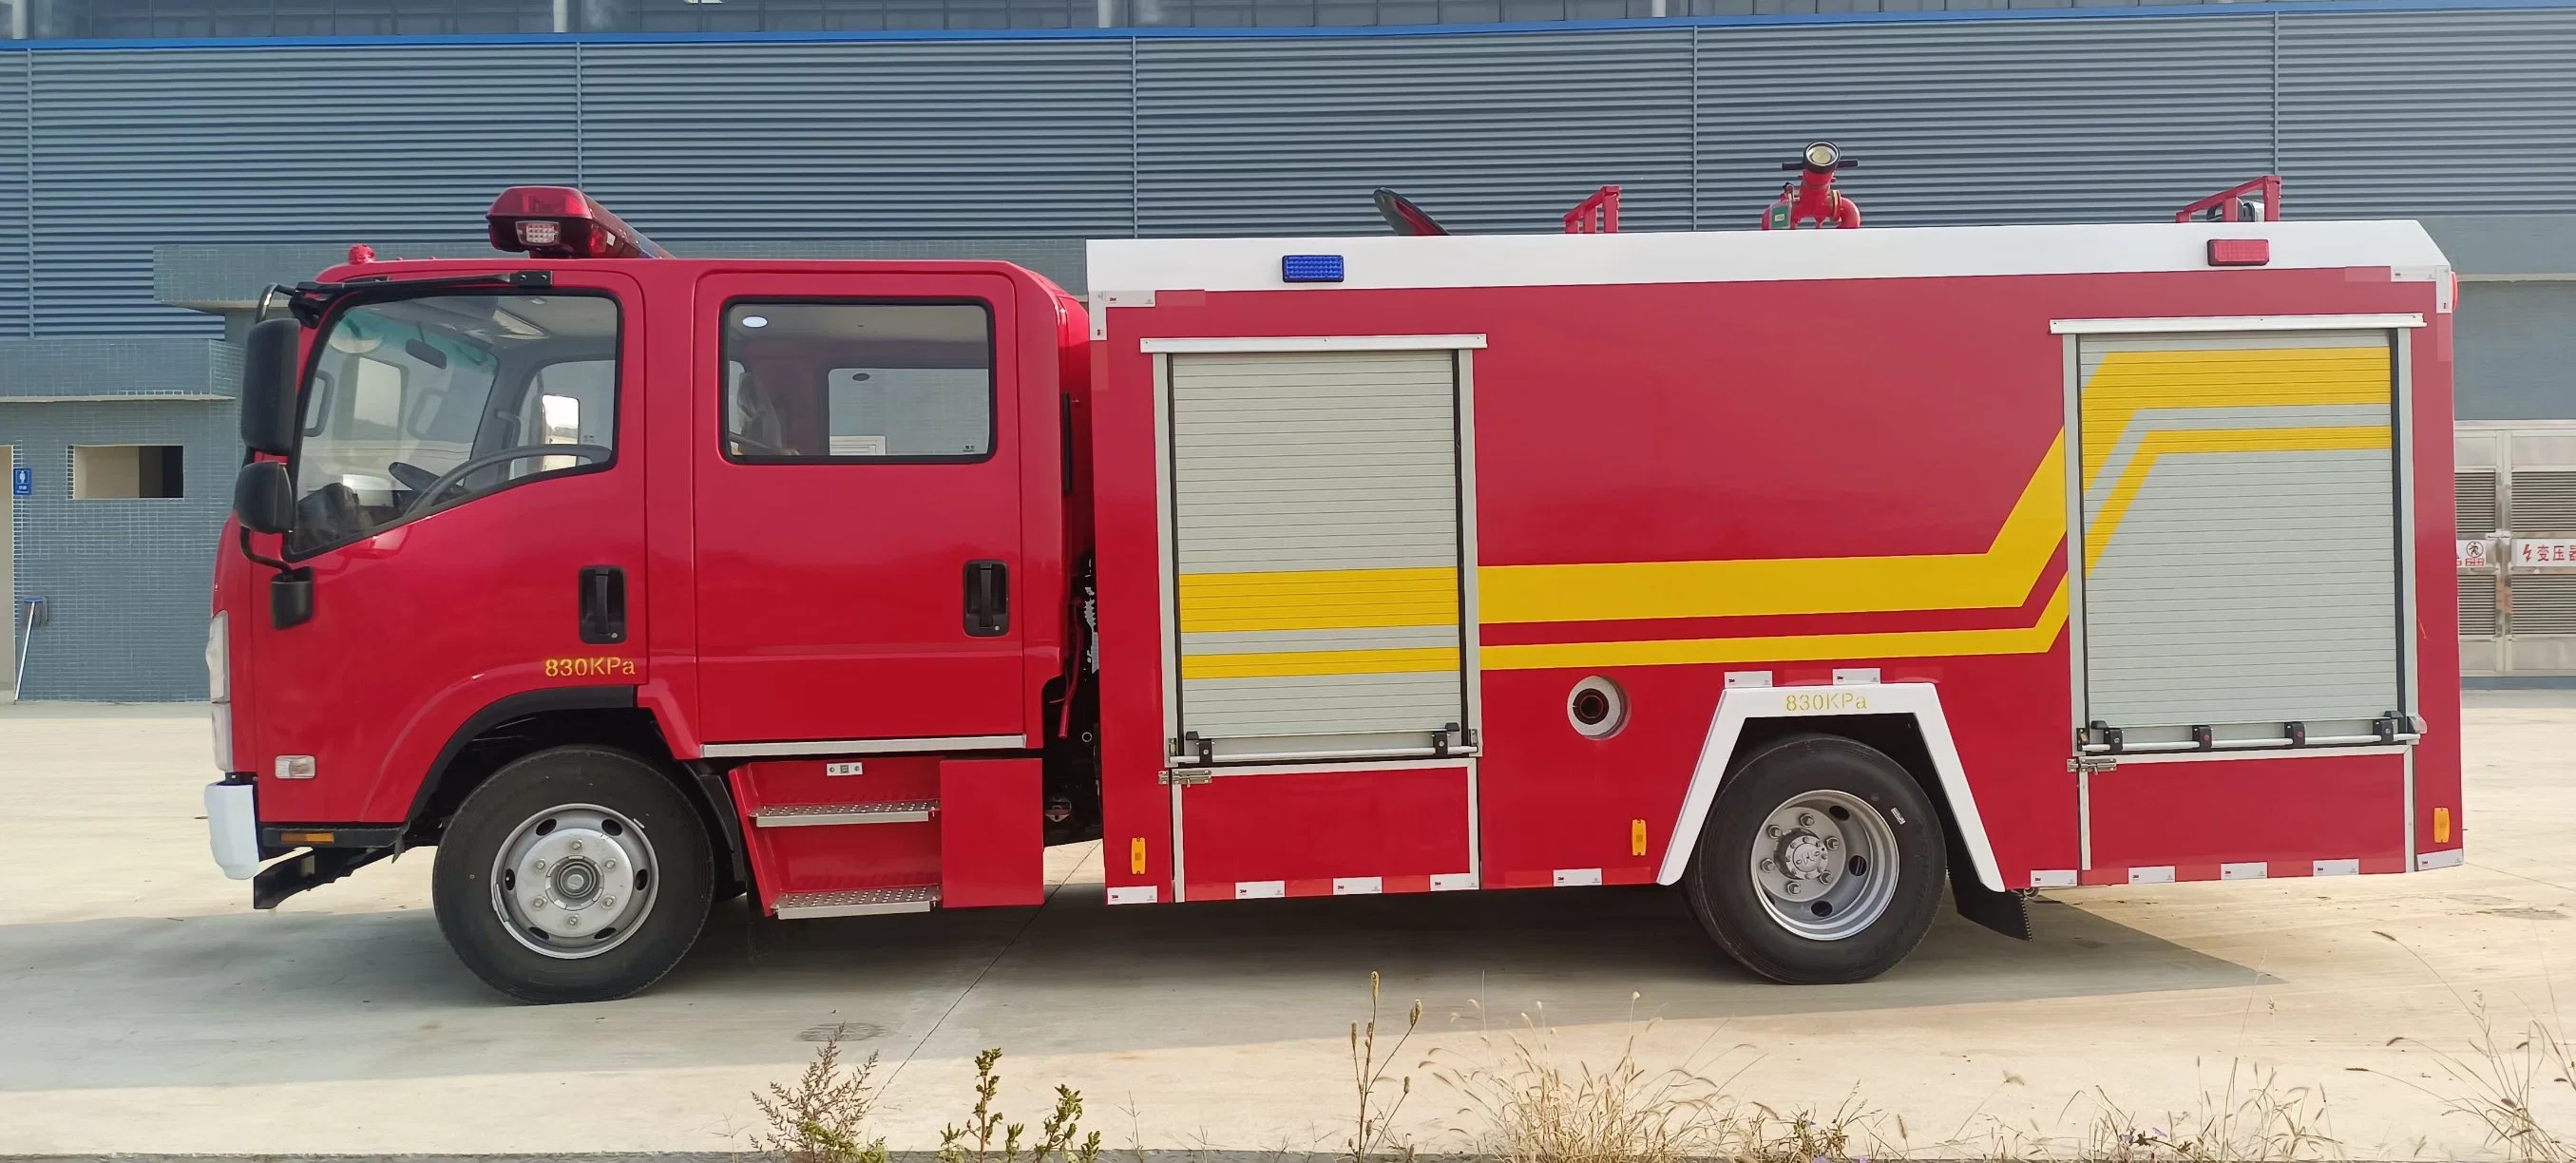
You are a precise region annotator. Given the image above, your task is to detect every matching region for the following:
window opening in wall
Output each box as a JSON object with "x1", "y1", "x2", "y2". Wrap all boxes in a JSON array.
[{"x1": 71, "y1": 446, "x2": 185, "y2": 500}]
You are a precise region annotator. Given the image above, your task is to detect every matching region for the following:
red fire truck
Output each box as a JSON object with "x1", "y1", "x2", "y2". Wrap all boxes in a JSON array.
[{"x1": 206, "y1": 182, "x2": 2464, "y2": 1003}]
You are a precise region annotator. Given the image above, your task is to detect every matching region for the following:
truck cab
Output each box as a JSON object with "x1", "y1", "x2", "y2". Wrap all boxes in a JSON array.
[{"x1": 209, "y1": 189, "x2": 1094, "y2": 1001}]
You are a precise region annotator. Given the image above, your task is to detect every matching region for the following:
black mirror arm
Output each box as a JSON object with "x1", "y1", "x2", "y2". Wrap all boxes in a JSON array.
[{"x1": 238, "y1": 526, "x2": 289, "y2": 573}]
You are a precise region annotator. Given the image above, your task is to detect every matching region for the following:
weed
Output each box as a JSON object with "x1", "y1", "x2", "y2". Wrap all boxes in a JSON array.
[
  {"x1": 753, "y1": 1035, "x2": 890, "y2": 1163},
  {"x1": 939, "y1": 1047, "x2": 1107, "y2": 1163},
  {"x1": 2372, "y1": 932, "x2": 2576, "y2": 1162},
  {"x1": 2061, "y1": 1061, "x2": 2337, "y2": 1163},
  {"x1": 1348, "y1": 970, "x2": 1424, "y2": 1163}
]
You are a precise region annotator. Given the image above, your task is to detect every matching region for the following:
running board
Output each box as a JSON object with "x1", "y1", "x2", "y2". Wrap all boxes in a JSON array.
[
  {"x1": 754, "y1": 799, "x2": 938, "y2": 828},
  {"x1": 774, "y1": 887, "x2": 940, "y2": 919}
]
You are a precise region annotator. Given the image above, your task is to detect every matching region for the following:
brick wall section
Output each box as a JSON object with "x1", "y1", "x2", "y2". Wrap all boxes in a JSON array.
[{"x1": 3, "y1": 400, "x2": 236, "y2": 700}]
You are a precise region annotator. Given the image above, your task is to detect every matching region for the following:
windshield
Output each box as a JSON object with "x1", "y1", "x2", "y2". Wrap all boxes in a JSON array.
[{"x1": 290, "y1": 292, "x2": 620, "y2": 555}]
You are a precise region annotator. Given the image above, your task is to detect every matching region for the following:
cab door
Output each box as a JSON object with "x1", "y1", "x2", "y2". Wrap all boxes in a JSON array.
[
  {"x1": 691, "y1": 273, "x2": 1027, "y2": 749},
  {"x1": 243, "y1": 272, "x2": 648, "y2": 826}
]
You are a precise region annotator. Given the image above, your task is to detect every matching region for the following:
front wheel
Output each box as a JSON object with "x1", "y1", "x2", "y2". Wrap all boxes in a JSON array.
[
  {"x1": 1682, "y1": 733, "x2": 1945, "y2": 984},
  {"x1": 432, "y1": 746, "x2": 716, "y2": 1003}
]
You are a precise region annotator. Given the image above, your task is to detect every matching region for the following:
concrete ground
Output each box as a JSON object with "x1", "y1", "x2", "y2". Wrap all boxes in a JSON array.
[{"x1": 4, "y1": 696, "x2": 2575, "y2": 1158}]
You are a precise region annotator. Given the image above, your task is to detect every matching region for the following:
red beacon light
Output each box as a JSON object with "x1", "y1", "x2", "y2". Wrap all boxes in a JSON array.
[{"x1": 486, "y1": 186, "x2": 672, "y2": 259}]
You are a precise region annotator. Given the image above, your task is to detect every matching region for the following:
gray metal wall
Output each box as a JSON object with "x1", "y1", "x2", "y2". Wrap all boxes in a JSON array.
[
  {"x1": 2, "y1": 6, "x2": 2573, "y2": 700},
  {"x1": 2458, "y1": 284, "x2": 2576, "y2": 423},
  {"x1": 3, "y1": 5, "x2": 2575, "y2": 339},
  {"x1": 3, "y1": 400, "x2": 237, "y2": 700}
]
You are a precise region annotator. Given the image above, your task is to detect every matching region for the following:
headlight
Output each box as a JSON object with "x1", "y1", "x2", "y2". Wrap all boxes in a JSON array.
[{"x1": 1805, "y1": 142, "x2": 1839, "y2": 169}]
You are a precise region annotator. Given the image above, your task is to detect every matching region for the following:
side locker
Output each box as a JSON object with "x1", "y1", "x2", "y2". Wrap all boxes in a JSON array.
[
  {"x1": 2068, "y1": 324, "x2": 2417, "y2": 882},
  {"x1": 1151, "y1": 338, "x2": 1483, "y2": 902}
]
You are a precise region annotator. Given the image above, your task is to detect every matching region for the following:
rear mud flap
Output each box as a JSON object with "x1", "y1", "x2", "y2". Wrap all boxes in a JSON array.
[{"x1": 1951, "y1": 862, "x2": 2032, "y2": 941}]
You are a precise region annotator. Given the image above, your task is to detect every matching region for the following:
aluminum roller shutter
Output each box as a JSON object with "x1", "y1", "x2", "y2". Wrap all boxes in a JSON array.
[
  {"x1": 2077, "y1": 330, "x2": 2403, "y2": 744},
  {"x1": 1167, "y1": 350, "x2": 1468, "y2": 762}
]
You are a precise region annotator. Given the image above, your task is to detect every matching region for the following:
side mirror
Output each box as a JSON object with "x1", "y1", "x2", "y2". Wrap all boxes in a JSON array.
[
  {"x1": 240, "y1": 318, "x2": 304, "y2": 456},
  {"x1": 233, "y1": 460, "x2": 296, "y2": 535}
]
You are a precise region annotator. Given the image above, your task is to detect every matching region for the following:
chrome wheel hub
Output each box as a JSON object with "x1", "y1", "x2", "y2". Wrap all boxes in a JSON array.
[
  {"x1": 1749, "y1": 790, "x2": 1898, "y2": 942},
  {"x1": 490, "y1": 804, "x2": 658, "y2": 960}
]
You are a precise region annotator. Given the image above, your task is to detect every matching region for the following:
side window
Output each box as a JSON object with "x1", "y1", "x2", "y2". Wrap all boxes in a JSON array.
[
  {"x1": 289, "y1": 293, "x2": 620, "y2": 556},
  {"x1": 722, "y1": 300, "x2": 994, "y2": 463}
]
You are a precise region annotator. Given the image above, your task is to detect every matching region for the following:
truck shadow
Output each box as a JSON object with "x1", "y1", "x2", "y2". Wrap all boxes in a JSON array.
[{"x1": 0, "y1": 885, "x2": 2258, "y2": 1092}]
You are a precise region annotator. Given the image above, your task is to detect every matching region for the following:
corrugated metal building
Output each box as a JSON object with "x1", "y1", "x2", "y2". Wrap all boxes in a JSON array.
[{"x1": 2, "y1": 0, "x2": 2572, "y2": 698}]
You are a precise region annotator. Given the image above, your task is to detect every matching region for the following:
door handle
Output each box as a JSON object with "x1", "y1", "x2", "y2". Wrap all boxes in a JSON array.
[
  {"x1": 964, "y1": 560, "x2": 1009, "y2": 638},
  {"x1": 579, "y1": 565, "x2": 626, "y2": 644}
]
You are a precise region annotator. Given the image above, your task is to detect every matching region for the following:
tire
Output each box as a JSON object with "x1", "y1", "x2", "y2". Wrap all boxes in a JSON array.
[
  {"x1": 432, "y1": 746, "x2": 716, "y2": 1004},
  {"x1": 1682, "y1": 733, "x2": 1945, "y2": 984}
]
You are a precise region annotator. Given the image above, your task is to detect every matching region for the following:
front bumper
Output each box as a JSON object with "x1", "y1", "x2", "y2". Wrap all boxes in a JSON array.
[{"x1": 204, "y1": 779, "x2": 260, "y2": 880}]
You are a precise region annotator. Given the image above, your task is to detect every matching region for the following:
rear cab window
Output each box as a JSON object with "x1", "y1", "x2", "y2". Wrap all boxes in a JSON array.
[{"x1": 720, "y1": 300, "x2": 994, "y2": 464}]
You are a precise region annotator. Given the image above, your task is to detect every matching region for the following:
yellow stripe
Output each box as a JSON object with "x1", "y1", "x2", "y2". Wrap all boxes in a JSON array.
[
  {"x1": 1481, "y1": 579, "x2": 2069, "y2": 672},
  {"x1": 2080, "y1": 347, "x2": 2389, "y2": 488},
  {"x1": 1175, "y1": 566, "x2": 1458, "y2": 634},
  {"x1": 1478, "y1": 432, "x2": 2065, "y2": 625},
  {"x1": 2082, "y1": 426, "x2": 2391, "y2": 571},
  {"x1": 1180, "y1": 645, "x2": 1460, "y2": 680}
]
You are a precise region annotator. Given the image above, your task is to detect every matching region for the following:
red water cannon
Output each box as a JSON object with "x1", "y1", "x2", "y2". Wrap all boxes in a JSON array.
[{"x1": 1762, "y1": 142, "x2": 1861, "y2": 230}]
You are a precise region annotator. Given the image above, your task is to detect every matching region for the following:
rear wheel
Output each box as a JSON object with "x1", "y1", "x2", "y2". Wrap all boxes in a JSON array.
[
  {"x1": 1683, "y1": 733, "x2": 1945, "y2": 984},
  {"x1": 432, "y1": 746, "x2": 716, "y2": 1003}
]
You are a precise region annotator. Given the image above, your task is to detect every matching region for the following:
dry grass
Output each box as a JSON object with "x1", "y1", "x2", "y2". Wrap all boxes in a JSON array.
[
  {"x1": 2057, "y1": 1063, "x2": 2338, "y2": 1163},
  {"x1": 753, "y1": 1035, "x2": 890, "y2": 1163},
  {"x1": 938, "y1": 1047, "x2": 1108, "y2": 1163},
  {"x1": 2366, "y1": 932, "x2": 2576, "y2": 1163},
  {"x1": 1423, "y1": 995, "x2": 1894, "y2": 1163},
  {"x1": 1347, "y1": 970, "x2": 1424, "y2": 1163}
]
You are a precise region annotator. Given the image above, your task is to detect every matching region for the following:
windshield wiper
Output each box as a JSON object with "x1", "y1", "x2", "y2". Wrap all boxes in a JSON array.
[{"x1": 269, "y1": 269, "x2": 553, "y2": 327}]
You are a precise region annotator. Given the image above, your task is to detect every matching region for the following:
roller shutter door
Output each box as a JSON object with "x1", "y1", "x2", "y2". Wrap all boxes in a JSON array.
[
  {"x1": 1167, "y1": 350, "x2": 1468, "y2": 763},
  {"x1": 2077, "y1": 330, "x2": 2403, "y2": 745}
]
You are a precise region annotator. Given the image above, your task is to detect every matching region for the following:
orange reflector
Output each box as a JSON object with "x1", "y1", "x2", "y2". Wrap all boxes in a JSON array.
[
  {"x1": 280, "y1": 831, "x2": 334, "y2": 845},
  {"x1": 1129, "y1": 837, "x2": 1148, "y2": 875},
  {"x1": 2434, "y1": 807, "x2": 2452, "y2": 845},
  {"x1": 2208, "y1": 238, "x2": 2271, "y2": 267},
  {"x1": 1631, "y1": 819, "x2": 1648, "y2": 857}
]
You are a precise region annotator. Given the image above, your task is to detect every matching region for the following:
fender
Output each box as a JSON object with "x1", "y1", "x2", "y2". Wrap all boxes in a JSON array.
[
  {"x1": 401, "y1": 685, "x2": 639, "y2": 826},
  {"x1": 1654, "y1": 682, "x2": 2005, "y2": 891}
]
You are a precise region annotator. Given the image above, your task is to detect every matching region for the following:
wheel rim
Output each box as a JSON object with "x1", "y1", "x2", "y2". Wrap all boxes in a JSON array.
[
  {"x1": 1747, "y1": 789, "x2": 1899, "y2": 942},
  {"x1": 488, "y1": 802, "x2": 658, "y2": 960}
]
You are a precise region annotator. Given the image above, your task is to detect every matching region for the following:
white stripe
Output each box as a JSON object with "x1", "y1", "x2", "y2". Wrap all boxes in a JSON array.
[
  {"x1": 2221, "y1": 862, "x2": 2269, "y2": 880},
  {"x1": 1235, "y1": 880, "x2": 1286, "y2": 899},
  {"x1": 1088, "y1": 220, "x2": 2447, "y2": 297},
  {"x1": 703, "y1": 734, "x2": 1023, "y2": 759},
  {"x1": 1139, "y1": 334, "x2": 1486, "y2": 353},
  {"x1": 1430, "y1": 872, "x2": 1478, "y2": 891},
  {"x1": 2028, "y1": 869, "x2": 2079, "y2": 888},
  {"x1": 1332, "y1": 877, "x2": 1383, "y2": 896},
  {"x1": 2417, "y1": 848, "x2": 2465, "y2": 870},
  {"x1": 1105, "y1": 886, "x2": 1158, "y2": 906},
  {"x1": 2050, "y1": 313, "x2": 2424, "y2": 334},
  {"x1": 2313, "y1": 859, "x2": 2362, "y2": 877},
  {"x1": 2129, "y1": 866, "x2": 2177, "y2": 885},
  {"x1": 1554, "y1": 868, "x2": 1603, "y2": 887}
]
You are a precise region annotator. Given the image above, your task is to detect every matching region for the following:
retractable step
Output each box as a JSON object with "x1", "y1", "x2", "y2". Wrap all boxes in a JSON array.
[
  {"x1": 754, "y1": 799, "x2": 938, "y2": 828},
  {"x1": 774, "y1": 886, "x2": 940, "y2": 919}
]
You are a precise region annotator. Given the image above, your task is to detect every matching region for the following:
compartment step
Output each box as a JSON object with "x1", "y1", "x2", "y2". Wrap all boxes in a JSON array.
[
  {"x1": 754, "y1": 799, "x2": 939, "y2": 828},
  {"x1": 775, "y1": 887, "x2": 941, "y2": 919}
]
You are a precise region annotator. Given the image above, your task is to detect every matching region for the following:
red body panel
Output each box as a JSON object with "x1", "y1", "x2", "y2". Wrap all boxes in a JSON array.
[
  {"x1": 1092, "y1": 259, "x2": 2460, "y2": 899},
  {"x1": 939, "y1": 757, "x2": 1044, "y2": 907},
  {"x1": 1175, "y1": 764, "x2": 1475, "y2": 901},
  {"x1": 2085, "y1": 753, "x2": 2408, "y2": 882}
]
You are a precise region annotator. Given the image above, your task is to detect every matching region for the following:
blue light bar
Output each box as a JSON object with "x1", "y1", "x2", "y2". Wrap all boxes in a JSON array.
[{"x1": 1281, "y1": 254, "x2": 1345, "y2": 283}]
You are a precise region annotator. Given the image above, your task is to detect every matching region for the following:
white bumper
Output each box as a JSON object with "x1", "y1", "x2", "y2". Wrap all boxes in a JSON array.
[{"x1": 204, "y1": 780, "x2": 261, "y2": 881}]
